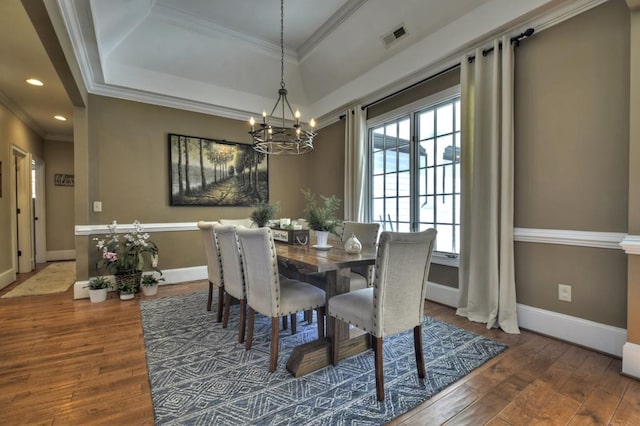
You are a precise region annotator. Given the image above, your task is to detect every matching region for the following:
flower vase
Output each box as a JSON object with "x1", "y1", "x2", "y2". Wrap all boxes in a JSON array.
[
  {"x1": 88, "y1": 288, "x2": 108, "y2": 303},
  {"x1": 315, "y1": 231, "x2": 329, "y2": 247},
  {"x1": 142, "y1": 284, "x2": 159, "y2": 296}
]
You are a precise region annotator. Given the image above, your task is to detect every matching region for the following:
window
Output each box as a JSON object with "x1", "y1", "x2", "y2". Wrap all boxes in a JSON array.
[{"x1": 369, "y1": 90, "x2": 461, "y2": 256}]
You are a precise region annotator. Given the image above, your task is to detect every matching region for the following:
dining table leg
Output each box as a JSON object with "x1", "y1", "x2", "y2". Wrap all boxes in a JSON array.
[{"x1": 286, "y1": 267, "x2": 371, "y2": 377}]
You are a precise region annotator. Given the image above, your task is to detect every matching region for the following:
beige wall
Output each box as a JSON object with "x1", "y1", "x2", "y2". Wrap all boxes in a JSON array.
[
  {"x1": 44, "y1": 140, "x2": 74, "y2": 251},
  {"x1": 0, "y1": 102, "x2": 44, "y2": 273},
  {"x1": 308, "y1": 119, "x2": 345, "y2": 216},
  {"x1": 83, "y1": 95, "x2": 310, "y2": 275}
]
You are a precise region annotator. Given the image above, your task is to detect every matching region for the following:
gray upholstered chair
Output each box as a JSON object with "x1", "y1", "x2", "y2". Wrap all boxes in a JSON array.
[
  {"x1": 214, "y1": 225, "x2": 247, "y2": 343},
  {"x1": 237, "y1": 227, "x2": 326, "y2": 372},
  {"x1": 305, "y1": 221, "x2": 380, "y2": 291},
  {"x1": 197, "y1": 221, "x2": 224, "y2": 321},
  {"x1": 328, "y1": 229, "x2": 437, "y2": 401}
]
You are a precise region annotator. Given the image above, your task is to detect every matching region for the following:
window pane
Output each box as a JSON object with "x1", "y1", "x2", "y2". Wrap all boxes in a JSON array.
[
  {"x1": 436, "y1": 195, "x2": 454, "y2": 224},
  {"x1": 455, "y1": 194, "x2": 460, "y2": 224},
  {"x1": 419, "y1": 110, "x2": 434, "y2": 139},
  {"x1": 455, "y1": 101, "x2": 461, "y2": 131},
  {"x1": 419, "y1": 195, "x2": 434, "y2": 223},
  {"x1": 399, "y1": 118, "x2": 410, "y2": 144},
  {"x1": 398, "y1": 197, "x2": 410, "y2": 222},
  {"x1": 441, "y1": 164, "x2": 454, "y2": 194},
  {"x1": 419, "y1": 222, "x2": 434, "y2": 232},
  {"x1": 373, "y1": 175, "x2": 384, "y2": 197},
  {"x1": 436, "y1": 224, "x2": 453, "y2": 253},
  {"x1": 398, "y1": 151, "x2": 410, "y2": 172},
  {"x1": 385, "y1": 173, "x2": 397, "y2": 197},
  {"x1": 436, "y1": 134, "x2": 453, "y2": 166},
  {"x1": 385, "y1": 198, "x2": 397, "y2": 223},
  {"x1": 386, "y1": 123, "x2": 397, "y2": 139},
  {"x1": 397, "y1": 222, "x2": 411, "y2": 232},
  {"x1": 372, "y1": 198, "x2": 384, "y2": 223},
  {"x1": 453, "y1": 225, "x2": 460, "y2": 253},
  {"x1": 373, "y1": 150, "x2": 385, "y2": 174},
  {"x1": 386, "y1": 150, "x2": 397, "y2": 173},
  {"x1": 372, "y1": 130, "x2": 384, "y2": 151},
  {"x1": 436, "y1": 103, "x2": 453, "y2": 136},
  {"x1": 421, "y1": 139, "x2": 435, "y2": 167},
  {"x1": 398, "y1": 171, "x2": 410, "y2": 196}
]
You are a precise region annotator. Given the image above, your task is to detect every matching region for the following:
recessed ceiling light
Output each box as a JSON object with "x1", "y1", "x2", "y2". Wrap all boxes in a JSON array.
[
  {"x1": 54, "y1": 115, "x2": 67, "y2": 121},
  {"x1": 26, "y1": 78, "x2": 44, "y2": 86}
]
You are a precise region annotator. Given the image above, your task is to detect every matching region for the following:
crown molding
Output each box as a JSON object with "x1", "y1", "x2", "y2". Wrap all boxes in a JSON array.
[
  {"x1": 45, "y1": 133, "x2": 74, "y2": 142},
  {"x1": 0, "y1": 90, "x2": 45, "y2": 138},
  {"x1": 298, "y1": 0, "x2": 368, "y2": 62},
  {"x1": 90, "y1": 82, "x2": 252, "y2": 122}
]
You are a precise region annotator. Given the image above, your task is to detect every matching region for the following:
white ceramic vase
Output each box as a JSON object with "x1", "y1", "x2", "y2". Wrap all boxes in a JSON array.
[
  {"x1": 315, "y1": 230, "x2": 329, "y2": 247},
  {"x1": 88, "y1": 288, "x2": 108, "y2": 303},
  {"x1": 344, "y1": 233, "x2": 362, "y2": 254},
  {"x1": 142, "y1": 284, "x2": 159, "y2": 296}
]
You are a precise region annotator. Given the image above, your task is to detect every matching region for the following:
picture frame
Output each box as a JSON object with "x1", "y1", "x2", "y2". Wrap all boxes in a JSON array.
[{"x1": 169, "y1": 133, "x2": 269, "y2": 206}]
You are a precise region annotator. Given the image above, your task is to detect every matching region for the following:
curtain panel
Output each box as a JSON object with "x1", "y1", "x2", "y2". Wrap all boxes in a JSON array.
[
  {"x1": 457, "y1": 36, "x2": 520, "y2": 334},
  {"x1": 344, "y1": 105, "x2": 367, "y2": 221}
]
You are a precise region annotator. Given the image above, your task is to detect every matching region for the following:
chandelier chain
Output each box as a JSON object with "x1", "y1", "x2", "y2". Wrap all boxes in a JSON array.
[{"x1": 280, "y1": 0, "x2": 285, "y2": 89}]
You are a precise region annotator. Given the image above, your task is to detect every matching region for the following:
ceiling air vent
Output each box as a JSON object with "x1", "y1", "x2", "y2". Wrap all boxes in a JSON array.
[{"x1": 381, "y1": 24, "x2": 408, "y2": 48}]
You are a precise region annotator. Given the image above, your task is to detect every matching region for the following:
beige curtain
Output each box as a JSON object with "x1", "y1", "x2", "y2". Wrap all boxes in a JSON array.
[
  {"x1": 457, "y1": 36, "x2": 520, "y2": 334},
  {"x1": 344, "y1": 105, "x2": 367, "y2": 221}
]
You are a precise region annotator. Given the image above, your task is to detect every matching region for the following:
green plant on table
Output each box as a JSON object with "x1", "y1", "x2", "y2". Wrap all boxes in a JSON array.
[
  {"x1": 301, "y1": 189, "x2": 341, "y2": 235},
  {"x1": 85, "y1": 276, "x2": 111, "y2": 290},
  {"x1": 250, "y1": 201, "x2": 279, "y2": 227}
]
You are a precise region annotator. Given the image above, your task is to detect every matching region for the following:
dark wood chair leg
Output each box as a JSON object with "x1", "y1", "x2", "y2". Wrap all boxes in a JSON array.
[
  {"x1": 207, "y1": 281, "x2": 213, "y2": 311},
  {"x1": 216, "y1": 286, "x2": 224, "y2": 323},
  {"x1": 374, "y1": 336, "x2": 384, "y2": 401},
  {"x1": 282, "y1": 316, "x2": 288, "y2": 330},
  {"x1": 270, "y1": 317, "x2": 280, "y2": 372},
  {"x1": 245, "y1": 307, "x2": 255, "y2": 351},
  {"x1": 238, "y1": 299, "x2": 246, "y2": 343},
  {"x1": 304, "y1": 309, "x2": 312, "y2": 323},
  {"x1": 414, "y1": 325, "x2": 425, "y2": 378},
  {"x1": 222, "y1": 292, "x2": 231, "y2": 328},
  {"x1": 290, "y1": 313, "x2": 297, "y2": 335},
  {"x1": 331, "y1": 315, "x2": 339, "y2": 366},
  {"x1": 316, "y1": 307, "x2": 325, "y2": 338}
]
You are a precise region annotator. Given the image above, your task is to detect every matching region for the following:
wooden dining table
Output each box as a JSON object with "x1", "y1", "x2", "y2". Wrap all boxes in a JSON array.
[{"x1": 275, "y1": 241, "x2": 377, "y2": 377}]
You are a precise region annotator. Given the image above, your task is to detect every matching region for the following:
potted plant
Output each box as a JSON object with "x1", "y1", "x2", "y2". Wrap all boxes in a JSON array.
[
  {"x1": 95, "y1": 220, "x2": 161, "y2": 295},
  {"x1": 301, "y1": 189, "x2": 341, "y2": 248},
  {"x1": 250, "y1": 201, "x2": 279, "y2": 227},
  {"x1": 141, "y1": 273, "x2": 164, "y2": 296},
  {"x1": 85, "y1": 276, "x2": 111, "y2": 303},
  {"x1": 117, "y1": 277, "x2": 138, "y2": 300}
]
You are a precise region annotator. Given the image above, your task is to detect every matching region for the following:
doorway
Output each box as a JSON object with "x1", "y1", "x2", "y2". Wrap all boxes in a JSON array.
[{"x1": 11, "y1": 147, "x2": 34, "y2": 273}]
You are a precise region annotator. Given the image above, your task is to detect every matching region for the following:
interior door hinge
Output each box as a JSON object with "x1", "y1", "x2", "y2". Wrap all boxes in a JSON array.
[
  {"x1": 17, "y1": 251, "x2": 22, "y2": 257},
  {"x1": 17, "y1": 208, "x2": 21, "y2": 214}
]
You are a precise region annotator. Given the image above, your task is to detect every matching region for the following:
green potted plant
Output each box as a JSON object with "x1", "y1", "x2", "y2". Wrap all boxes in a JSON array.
[
  {"x1": 250, "y1": 201, "x2": 279, "y2": 227},
  {"x1": 85, "y1": 276, "x2": 111, "y2": 303},
  {"x1": 95, "y1": 220, "x2": 161, "y2": 295},
  {"x1": 141, "y1": 273, "x2": 165, "y2": 296},
  {"x1": 301, "y1": 189, "x2": 341, "y2": 248}
]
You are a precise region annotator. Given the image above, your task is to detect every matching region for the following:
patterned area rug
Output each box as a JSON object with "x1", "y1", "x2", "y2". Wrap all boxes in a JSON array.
[
  {"x1": 141, "y1": 292, "x2": 507, "y2": 425},
  {"x1": 2, "y1": 261, "x2": 75, "y2": 298}
]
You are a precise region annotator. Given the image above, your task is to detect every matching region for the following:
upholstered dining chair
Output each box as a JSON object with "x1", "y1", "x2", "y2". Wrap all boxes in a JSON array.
[
  {"x1": 305, "y1": 221, "x2": 380, "y2": 291},
  {"x1": 197, "y1": 221, "x2": 224, "y2": 321},
  {"x1": 214, "y1": 225, "x2": 248, "y2": 343},
  {"x1": 328, "y1": 229, "x2": 437, "y2": 401},
  {"x1": 237, "y1": 227, "x2": 327, "y2": 372},
  {"x1": 219, "y1": 218, "x2": 254, "y2": 228}
]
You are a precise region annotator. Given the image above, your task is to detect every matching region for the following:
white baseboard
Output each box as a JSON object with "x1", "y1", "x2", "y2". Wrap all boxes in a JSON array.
[
  {"x1": 47, "y1": 250, "x2": 76, "y2": 261},
  {"x1": 73, "y1": 265, "x2": 208, "y2": 299},
  {"x1": 0, "y1": 268, "x2": 16, "y2": 291},
  {"x1": 622, "y1": 342, "x2": 640, "y2": 379},
  {"x1": 425, "y1": 282, "x2": 627, "y2": 357}
]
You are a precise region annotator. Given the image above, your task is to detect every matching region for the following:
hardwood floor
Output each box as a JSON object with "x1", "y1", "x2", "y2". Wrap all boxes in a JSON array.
[{"x1": 1, "y1": 265, "x2": 639, "y2": 425}]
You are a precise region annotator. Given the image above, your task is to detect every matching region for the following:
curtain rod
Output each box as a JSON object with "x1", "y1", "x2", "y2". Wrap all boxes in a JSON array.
[{"x1": 339, "y1": 27, "x2": 534, "y2": 119}]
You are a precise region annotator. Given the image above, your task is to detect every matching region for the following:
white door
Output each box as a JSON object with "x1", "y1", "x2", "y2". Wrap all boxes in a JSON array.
[{"x1": 12, "y1": 148, "x2": 34, "y2": 273}]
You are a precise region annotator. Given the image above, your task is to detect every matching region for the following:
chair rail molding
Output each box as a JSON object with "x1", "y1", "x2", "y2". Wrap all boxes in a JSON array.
[
  {"x1": 514, "y1": 228, "x2": 626, "y2": 250},
  {"x1": 75, "y1": 222, "x2": 199, "y2": 235},
  {"x1": 620, "y1": 235, "x2": 640, "y2": 255}
]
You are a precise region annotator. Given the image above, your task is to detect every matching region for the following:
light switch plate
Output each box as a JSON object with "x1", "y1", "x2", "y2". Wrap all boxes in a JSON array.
[{"x1": 93, "y1": 201, "x2": 102, "y2": 212}]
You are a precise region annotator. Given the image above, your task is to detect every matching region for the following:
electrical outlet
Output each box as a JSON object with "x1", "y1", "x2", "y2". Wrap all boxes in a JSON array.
[
  {"x1": 93, "y1": 201, "x2": 102, "y2": 212},
  {"x1": 558, "y1": 284, "x2": 572, "y2": 302}
]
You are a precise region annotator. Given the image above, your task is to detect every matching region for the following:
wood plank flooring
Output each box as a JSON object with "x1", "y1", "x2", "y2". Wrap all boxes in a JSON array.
[{"x1": 1, "y1": 263, "x2": 639, "y2": 425}]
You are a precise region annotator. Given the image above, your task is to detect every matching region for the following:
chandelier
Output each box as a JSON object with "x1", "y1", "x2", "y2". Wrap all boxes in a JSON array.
[{"x1": 249, "y1": 0, "x2": 316, "y2": 155}]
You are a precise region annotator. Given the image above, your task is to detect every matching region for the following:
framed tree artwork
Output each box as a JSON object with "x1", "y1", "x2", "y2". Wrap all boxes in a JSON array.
[{"x1": 168, "y1": 133, "x2": 268, "y2": 206}]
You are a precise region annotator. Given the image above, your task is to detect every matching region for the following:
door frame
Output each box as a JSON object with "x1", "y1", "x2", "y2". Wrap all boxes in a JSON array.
[
  {"x1": 11, "y1": 146, "x2": 34, "y2": 273},
  {"x1": 33, "y1": 156, "x2": 47, "y2": 263}
]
